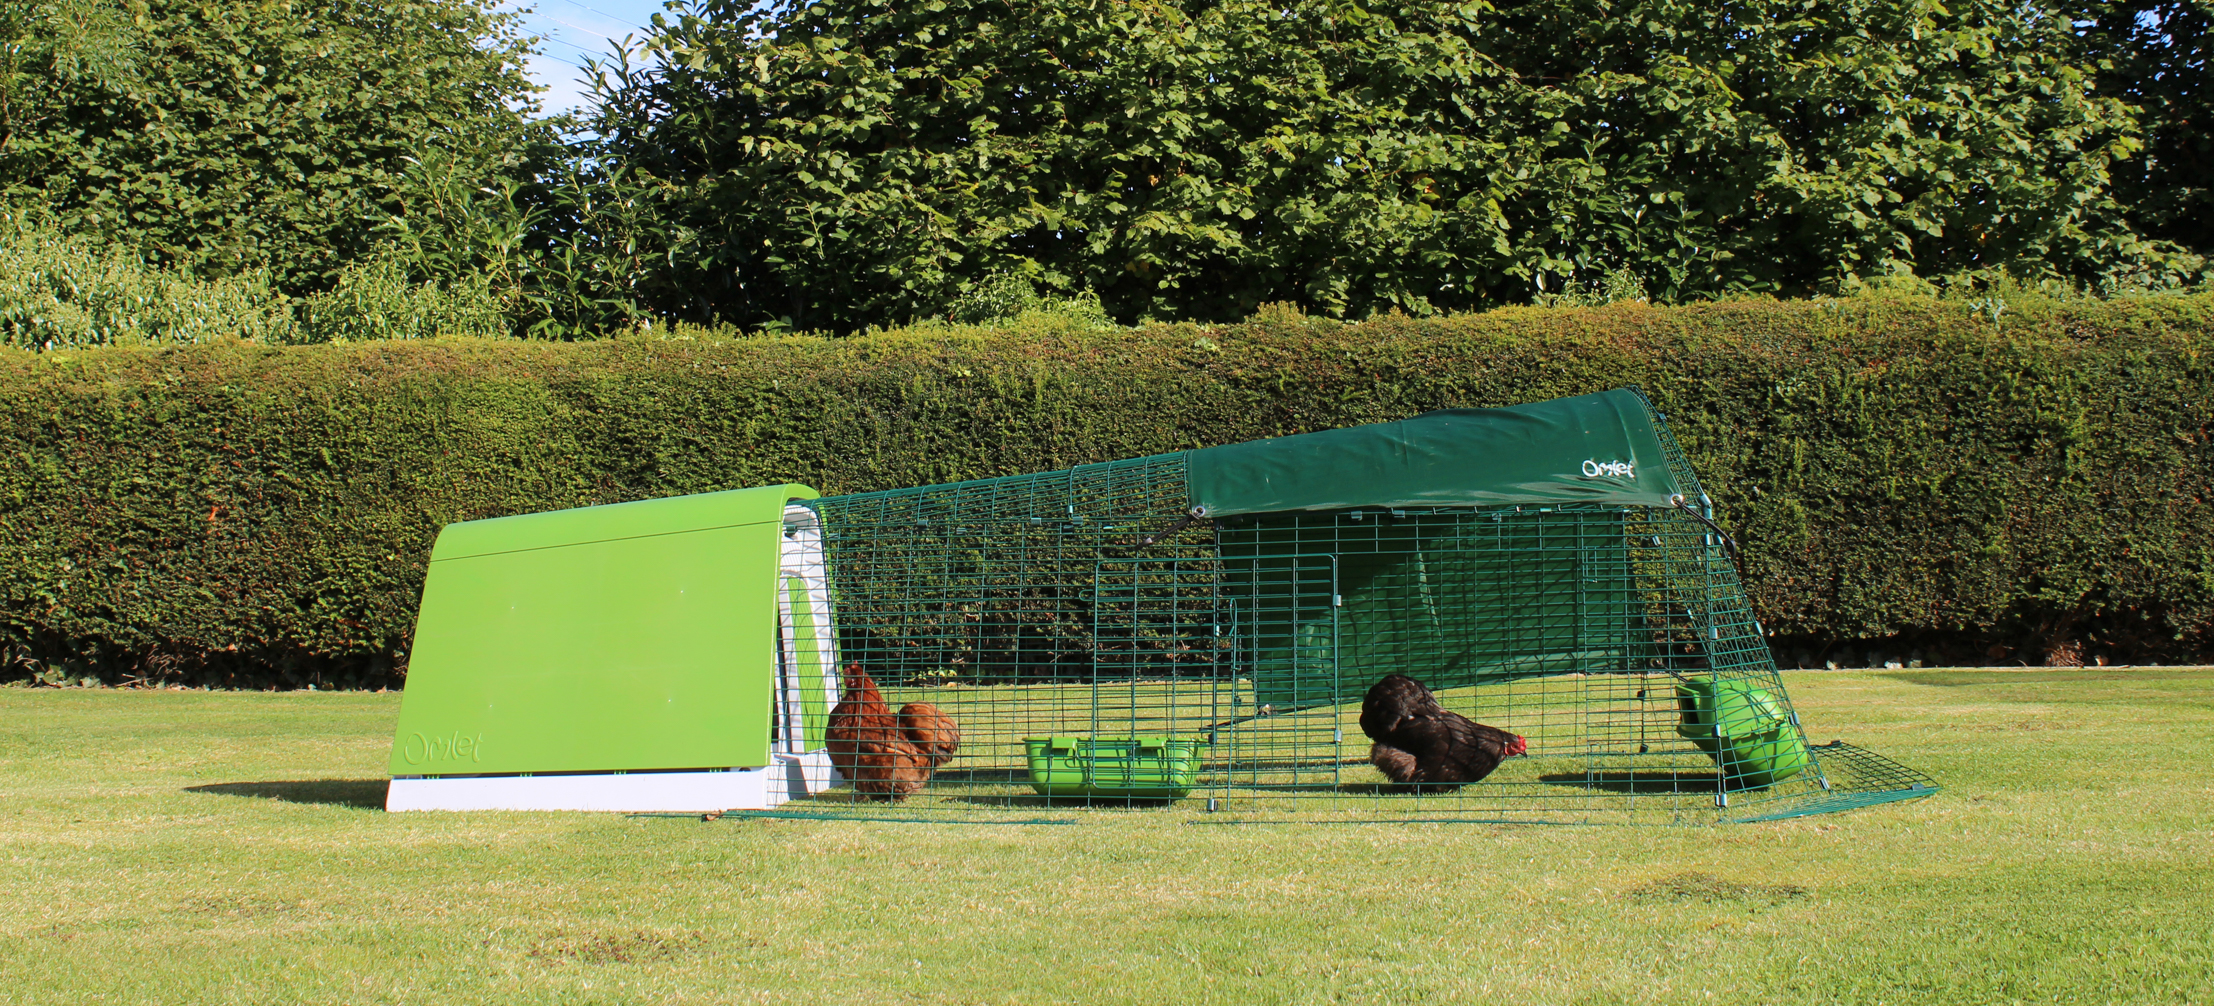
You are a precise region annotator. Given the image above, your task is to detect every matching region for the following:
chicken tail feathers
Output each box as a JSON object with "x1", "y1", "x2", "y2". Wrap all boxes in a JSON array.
[{"x1": 898, "y1": 702, "x2": 961, "y2": 768}]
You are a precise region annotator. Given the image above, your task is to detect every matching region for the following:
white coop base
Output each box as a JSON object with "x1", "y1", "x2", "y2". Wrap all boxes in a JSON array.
[{"x1": 387, "y1": 752, "x2": 841, "y2": 812}]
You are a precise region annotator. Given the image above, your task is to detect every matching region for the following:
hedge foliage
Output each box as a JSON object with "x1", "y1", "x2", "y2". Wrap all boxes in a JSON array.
[{"x1": 2, "y1": 294, "x2": 2208, "y2": 687}]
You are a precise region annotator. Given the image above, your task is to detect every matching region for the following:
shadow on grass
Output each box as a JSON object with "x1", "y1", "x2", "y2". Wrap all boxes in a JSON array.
[
  {"x1": 936, "y1": 794, "x2": 1182, "y2": 809},
  {"x1": 185, "y1": 779, "x2": 387, "y2": 810},
  {"x1": 1538, "y1": 771, "x2": 1728, "y2": 794}
]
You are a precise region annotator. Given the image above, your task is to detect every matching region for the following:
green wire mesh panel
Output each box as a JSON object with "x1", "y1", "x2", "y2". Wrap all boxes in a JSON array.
[
  {"x1": 794, "y1": 400, "x2": 1936, "y2": 823},
  {"x1": 805, "y1": 454, "x2": 1213, "y2": 810}
]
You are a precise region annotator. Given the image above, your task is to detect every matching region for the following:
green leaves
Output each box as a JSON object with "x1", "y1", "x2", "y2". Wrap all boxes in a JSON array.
[
  {"x1": 2079, "y1": 0, "x2": 2213, "y2": 257},
  {"x1": 588, "y1": 0, "x2": 1525, "y2": 329},
  {"x1": 5, "y1": 0, "x2": 2202, "y2": 339},
  {"x1": 0, "y1": 0, "x2": 546, "y2": 297},
  {"x1": 0, "y1": 209, "x2": 299, "y2": 348},
  {"x1": 581, "y1": 0, "x2": 2195, "y2": 332}
]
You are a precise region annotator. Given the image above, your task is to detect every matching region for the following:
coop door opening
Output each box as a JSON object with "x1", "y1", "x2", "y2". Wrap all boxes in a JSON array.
[{"x1": 776, "y1": 504, "x2": 840, "y2": 755}]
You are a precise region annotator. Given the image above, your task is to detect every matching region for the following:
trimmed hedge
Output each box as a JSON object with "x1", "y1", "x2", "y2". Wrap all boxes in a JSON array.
[{"x1": 3, "y1": 295, "x2": 2210, "y2": 688}]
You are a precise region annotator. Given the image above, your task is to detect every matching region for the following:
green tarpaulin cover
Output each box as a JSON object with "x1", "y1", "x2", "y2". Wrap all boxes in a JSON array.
[{"x1": 1187, "y1": 388, "x2": 1684, "y2": 516}]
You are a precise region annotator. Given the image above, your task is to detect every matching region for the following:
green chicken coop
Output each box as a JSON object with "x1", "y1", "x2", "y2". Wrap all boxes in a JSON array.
[
  {"x1": 385, "y1": 483, "x2": 843, "y2": 811},
  {"x1": 387, "y1": 388, "x2": 1936, "y2": 821}
]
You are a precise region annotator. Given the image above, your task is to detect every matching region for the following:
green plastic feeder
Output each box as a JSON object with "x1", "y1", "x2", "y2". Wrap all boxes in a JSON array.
[
  {"x1": 1025, "y1": 737, "x2": 1200, "y2": 798},
  {"x1": 1674, "y1": 676, "x2": 1811, "y2": 789}
]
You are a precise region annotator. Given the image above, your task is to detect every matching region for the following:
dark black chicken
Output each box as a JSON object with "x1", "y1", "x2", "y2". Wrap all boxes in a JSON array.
[{"x1": 1360, "y1": 674, "x2": 1527, "y2": 789}]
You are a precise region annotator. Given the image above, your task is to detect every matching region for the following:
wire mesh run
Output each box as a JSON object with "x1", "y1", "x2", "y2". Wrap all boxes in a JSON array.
[{"x1": 785, "y1": 410, "x2": 1937, "y2": 824}]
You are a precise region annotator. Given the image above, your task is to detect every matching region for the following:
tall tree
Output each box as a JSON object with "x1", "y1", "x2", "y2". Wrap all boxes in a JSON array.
[
  {"x1": 591, "y1": 0, "x2": 2166, "y2": 330},
  {"x1": 1, "y1": 0, "x2": 548, "y2": 294},
  {"x1": 2083, "y1": 0, "x2": 2212, "y2": 255}
]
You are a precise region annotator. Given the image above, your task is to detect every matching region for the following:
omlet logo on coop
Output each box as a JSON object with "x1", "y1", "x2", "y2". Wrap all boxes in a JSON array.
[
  {"x1": 402, "y1": 731, "x2": 484, "y2": 765},
  {"x1": 1581, "y1": 459, "x2": 1635, "y2": 478}
]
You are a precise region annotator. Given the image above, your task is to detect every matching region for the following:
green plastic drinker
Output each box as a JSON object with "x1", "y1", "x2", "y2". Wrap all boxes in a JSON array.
[{"x1": 1674, "y1": 676, "x2": 1811, "y2": 789}]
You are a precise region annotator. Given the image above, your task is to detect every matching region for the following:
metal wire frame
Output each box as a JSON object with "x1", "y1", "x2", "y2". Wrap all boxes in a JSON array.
[{"x1": 791, "y1": 410, "x2": 1937, "y2": 823}]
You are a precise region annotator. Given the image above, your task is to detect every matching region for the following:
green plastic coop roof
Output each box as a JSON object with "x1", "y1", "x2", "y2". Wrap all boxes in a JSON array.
[
  {"x1": 1187, "y1": 388, "x2": 1684, "y2": 516},
  {"x1": 387, "y1": 483, "x2": 818, "y2": 777}
]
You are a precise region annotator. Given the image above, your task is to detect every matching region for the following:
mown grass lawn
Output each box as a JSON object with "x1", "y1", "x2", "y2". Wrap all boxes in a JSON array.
[{"x1": 2, "y1": 668, "x2": 2209, "y2": 1005}]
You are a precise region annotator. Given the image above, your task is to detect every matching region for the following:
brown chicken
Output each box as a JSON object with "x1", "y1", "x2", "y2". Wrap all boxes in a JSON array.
[
  {"x1": 899, "y1": 702, "x2": 961, "y2": 768},
  {"x1": 825, "y1": 662, "x2": 960, "y2": 800},
  {"x1": 1360, "y1": 674, "x2": 1527, "y2": 790}
]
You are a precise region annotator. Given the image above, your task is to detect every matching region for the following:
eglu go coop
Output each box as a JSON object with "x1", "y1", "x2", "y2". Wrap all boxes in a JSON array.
[{"x1": 387, "y1": 388, "x2": 1936, "y2": 823}]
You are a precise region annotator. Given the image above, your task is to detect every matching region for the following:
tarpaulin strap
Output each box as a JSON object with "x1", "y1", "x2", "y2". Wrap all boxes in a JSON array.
[
  {"x1": 1132, "y1": 506, "x2": 1211, "y2": 549},
  {"x1": 1670, "y1": 497, "x2": 1741, "y2": 564}
]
